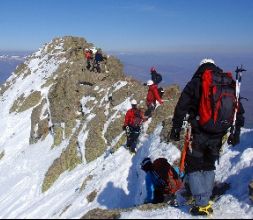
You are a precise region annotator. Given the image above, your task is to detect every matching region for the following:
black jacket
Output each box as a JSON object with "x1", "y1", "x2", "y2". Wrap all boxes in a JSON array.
[
  {"x1": 95, "y1": 52, "x2": 104, "y2": 62},
  {"x1": 173, "y1": 63, "x2": 245, "y2": 173},
  {"x1": 151, "y1": 71, "x2": 162, "y2": 85},
  {"x1": 172, "y1": 63, "x2": 245, "y2": 133}
]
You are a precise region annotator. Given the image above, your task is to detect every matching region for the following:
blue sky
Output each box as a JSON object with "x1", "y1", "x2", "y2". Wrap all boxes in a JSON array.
[{"x1": 0, "y1": 0, "x2": 253, "y2": 53}]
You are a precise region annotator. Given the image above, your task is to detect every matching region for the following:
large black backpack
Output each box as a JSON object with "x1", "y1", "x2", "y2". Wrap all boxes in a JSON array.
[
  {"x1": 152, "y1": 72, "x2": 162, "y2": 84},
  {"x1": 199, "y1": 69, "x2": 236, "y2": 133}
]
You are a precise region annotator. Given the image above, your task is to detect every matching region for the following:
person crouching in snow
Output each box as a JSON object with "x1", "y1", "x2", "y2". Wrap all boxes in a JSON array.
[{"x1": 140, "y1": 157, "x2": 183, "y2": 206}]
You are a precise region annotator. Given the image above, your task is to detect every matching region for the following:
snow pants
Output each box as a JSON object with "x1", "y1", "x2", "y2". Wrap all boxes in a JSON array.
[
  {"x1": 126, "y1": 126, "x2": 141, "y2": 151},
  {"x1": 185, "y1": 131, "x2": 223, "y2": 206},
  {"x1": 187, "y1": 170, "x2": 215, "y2": 206}
]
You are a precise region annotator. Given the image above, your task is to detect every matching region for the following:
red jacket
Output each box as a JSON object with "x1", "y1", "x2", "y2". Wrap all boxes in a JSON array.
[
  {"x1": 124, "y1": 108, "x2": 144, "y2": 127},
  {"x1": 146, "y1": 84, "x2": 163, "y2": 105},
  {"x1": 85, "y1": 51, "x2": 93, "y2": 60}
]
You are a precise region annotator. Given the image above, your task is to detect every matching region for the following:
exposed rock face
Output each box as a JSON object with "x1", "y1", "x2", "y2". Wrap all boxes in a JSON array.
[
  {"x1": 2, "y1": 36, "x2": 180, "y2": 192},
  {"x1": 87, "y1": 190, "x2": 98, "y2": 203},
  {"x1": 9, "y1": 91, "x2": 42, "y2": 113},
  {"x1": 81, "y1": 203, "x2": 168, "y2": 219},
  {"x1": 0, "y1": 151, "x2": 4, "y2": 160},
  {"x1": 29, "y1": 98, "x2": 48, "y2": 144},
  {"x1": 81, "y1": 208, "x2": 121, "y2": 219}
]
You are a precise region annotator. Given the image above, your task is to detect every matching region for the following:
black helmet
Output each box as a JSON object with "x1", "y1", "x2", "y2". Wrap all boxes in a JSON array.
[{"x1": 140, "y1": 157, "x2": 153, "y2": 172}]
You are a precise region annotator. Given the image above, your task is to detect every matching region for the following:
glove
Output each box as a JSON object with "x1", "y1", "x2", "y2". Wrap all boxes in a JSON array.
[
  {"x1": 169, "y1": 128, "x2": 181, "y2": 142},
  {"x1": 143, "y1": 83, "x2": 147, "y2": 86},
  {"x1": 227, "y1": 130, "x2": 240, "y2": 146},
  {"x1": 122, "y1": 125, "x2": 126, "y2": 131}
]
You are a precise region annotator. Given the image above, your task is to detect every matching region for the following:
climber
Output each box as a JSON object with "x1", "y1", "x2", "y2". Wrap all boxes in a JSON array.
[
  {"x1": 140, "y1": 157, "x2": 182, "y2": 206},
  {"x1": 150, "y1": 66, "x2": 163, "y2": 85},
  {"x1": 145, "y1": 80, "x2": 164, "y2": 118},
  {"x1": 169, "y1": 58, "x2": 245, "y2": 216},
  {"x1": 84, "y1": 48, "x2": 93, "y2": 70},
  {"x1": 123, "y1": 99, "x2": 144, "y2": 153},
  {"x1": 150, "y1": 67, "x2": 164, "y2": 98},
  {"x1": 91, "y1": 48, "x2": 106, "y2": 73}
]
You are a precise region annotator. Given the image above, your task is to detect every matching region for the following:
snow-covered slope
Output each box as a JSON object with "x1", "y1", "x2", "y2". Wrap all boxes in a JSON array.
[{"x1": 0, "y1": 36, "x2": 252, "y2": 219}]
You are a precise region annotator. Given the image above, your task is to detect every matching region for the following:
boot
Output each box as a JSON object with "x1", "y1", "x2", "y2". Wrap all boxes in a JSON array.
[{"x1": 189, "y1": 203, "x2": 213, "y2": 216}]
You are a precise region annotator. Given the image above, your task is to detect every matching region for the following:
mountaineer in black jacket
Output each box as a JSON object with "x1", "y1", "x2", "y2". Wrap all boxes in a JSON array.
[
  {"x1": 169, "y1": 58, "x2": 245, "y2": 216},
  {"x1": 149, "y1": 67, "x2": 164, "y2": 98},
  {"x1": 150, "y1": 67, "x2": 162, "y2": 85}
]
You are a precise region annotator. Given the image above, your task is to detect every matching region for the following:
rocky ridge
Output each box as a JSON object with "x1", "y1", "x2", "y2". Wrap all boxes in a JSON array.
[{"x1": 0, "y1": 36, "x2": 180, "y2": 193}]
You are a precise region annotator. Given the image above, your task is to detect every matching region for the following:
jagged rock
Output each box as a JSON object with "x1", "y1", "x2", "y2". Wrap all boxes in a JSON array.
[
  {"x1": 42, "y1": 136, "x2": 82, "y2": 192},
  {"x1": 81, "y1": 203, "x2": 169, "y2": 219},
  {"x1": 9, "y1": 91, "x2": 42, "y2": 113},
  {"x1": 137, "y1": 202, "x2": 168, "y2": 211},
  {"x1": 81, "y1": 208, "x2": 121, "y2": 219},
  {"x1": 0, "y1": 151, "x2": 4, "y2": 160},
  {"x1": 15, "y1": 63, "x2": 29, "y2": 76},
  {"x1": 9, "y1": 94, "x2": 25, "y2": 113},
  {"x1": 49, "y1": 76, "x2": 81, "y2": 124},
  {"x1": 0, "y1": 81, "x2": 12, "y2": 96},
  {"x1": 85, "y1": 109, "x2": 107, "y2": 163},
  {"x1": 30, "y1": 99, "x2": 48, "y2": 144},
  {"x1": 87, "y1": 190, "x2": 97, "y2": 203},
  {"x1": 52, "y1": 126, "x2": 64, "y2": 147},
  {"x1": 80, "y1": 175, "x2": 93, "y2": 192}
]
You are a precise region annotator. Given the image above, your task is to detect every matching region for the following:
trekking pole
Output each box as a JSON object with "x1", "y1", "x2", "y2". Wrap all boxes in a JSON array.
[
  {"x1": 179, "y1": 114, "x2": 192, "y2": 174},
  {"x1": 231, "y1": 65, "x2": 246, "y2": 135}
]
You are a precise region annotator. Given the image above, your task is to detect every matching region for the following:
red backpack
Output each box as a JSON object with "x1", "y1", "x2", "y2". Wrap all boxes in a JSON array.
[
  {"x1": 152, "y1": 158, "x2": 182, "y2": 194},
  {"x1": 199, "y1": 69, "x2": 236, "y2": 133}
]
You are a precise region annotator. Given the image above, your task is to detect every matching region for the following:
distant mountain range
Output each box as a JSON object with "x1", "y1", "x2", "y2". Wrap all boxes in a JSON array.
[
  {"x1": 0, "y1": 51, "x2": 30, "y2": 83},
  {"x1": 0, "y1": 55, "x2": 24, "y2": 61}
]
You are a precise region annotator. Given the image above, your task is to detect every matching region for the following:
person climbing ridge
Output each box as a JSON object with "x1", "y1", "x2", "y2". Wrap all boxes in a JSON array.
[
  {"x1": 91, "y1": 48, "x2": 106, "y2": 73},
  {"x1": 84, "y1": 48, "x2": 93, "y2": 71},
  {"x1": 123, "y1": 99, "x2": 144, "y2": 154},
  {"x1": 150, "y1": 66, "x2": 163, "y2": 85},
  {"x1": 150, "y1": 66, "x2": 165, "y2": 98},
  {"x1": 145, "y1": 80, "x2": 164, "y2": 118}
]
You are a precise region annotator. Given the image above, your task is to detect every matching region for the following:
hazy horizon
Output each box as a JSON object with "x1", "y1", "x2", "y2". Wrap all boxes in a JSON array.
[{"x1": 0, "y1": 50, "x2": 252, "y2": 128}]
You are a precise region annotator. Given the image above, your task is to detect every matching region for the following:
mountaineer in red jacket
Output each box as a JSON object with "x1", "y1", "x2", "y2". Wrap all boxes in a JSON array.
[
  {"x1": 84, "y1": 48, "x2": 93, "y2": 70},
  {"x1": 145, "y1": 80, "x2": 164, "y2": 117},
  {"x1": 123, "y1": 99, "x2": 144, "y2": 153}
]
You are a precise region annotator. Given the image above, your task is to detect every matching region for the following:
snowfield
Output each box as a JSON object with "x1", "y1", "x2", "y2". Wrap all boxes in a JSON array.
[
  {"x1": 0, "y1": 38, "x2": 252, "y2": 219},
  {"x1": 0, "y1": 114, "x2": 252, "y2": 219}
]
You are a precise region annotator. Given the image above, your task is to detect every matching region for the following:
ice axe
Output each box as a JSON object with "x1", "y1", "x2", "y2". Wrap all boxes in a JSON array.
[{"x1": 231, "y1": 65, "x2": 246, "y2": 135}]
